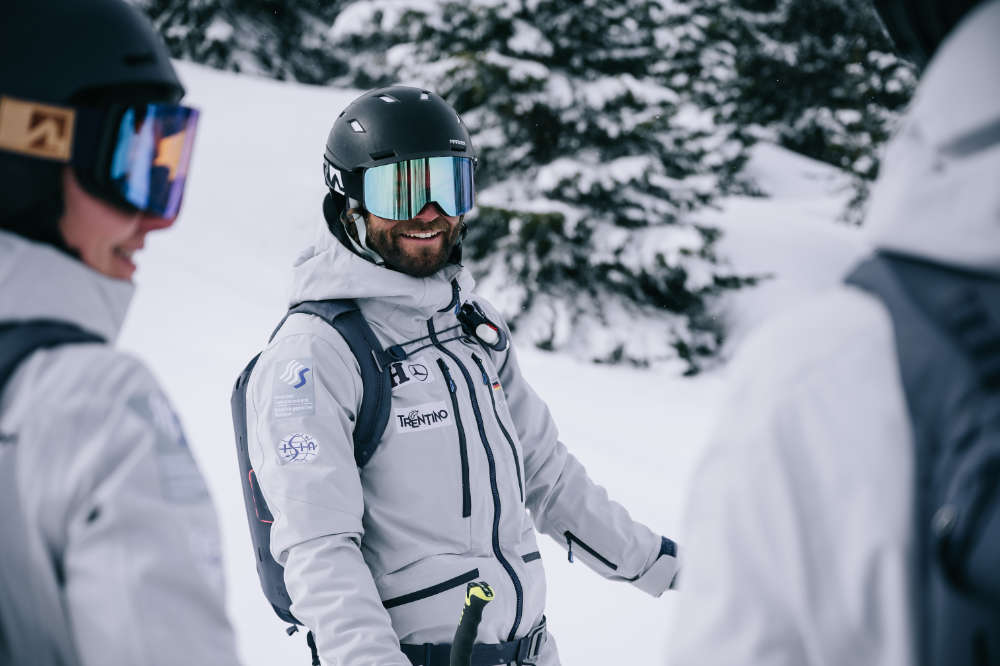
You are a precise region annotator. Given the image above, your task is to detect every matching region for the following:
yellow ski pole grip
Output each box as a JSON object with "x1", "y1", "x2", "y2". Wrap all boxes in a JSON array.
[{"x1": 450, "y1": 581, "x2": 494, "y2": 666}]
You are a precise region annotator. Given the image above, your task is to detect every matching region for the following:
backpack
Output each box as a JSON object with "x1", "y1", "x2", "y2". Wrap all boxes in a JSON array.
[
  {"x1": 229, "y1": 299, "x2": 393, "y2": 627},
  {"x1": 0, "y1": 320, "x2": 105, "y2": 398},
  {"x1": 847, "y1": 252, "x2": 1000, "y2": 666}
]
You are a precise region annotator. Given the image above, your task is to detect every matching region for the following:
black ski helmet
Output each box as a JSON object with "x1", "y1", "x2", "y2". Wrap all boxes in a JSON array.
[
  {"x1": 0, "y1": 0, "x2": 183, "y2": 247},
  {"x1": 872, "y1": 0, "x2": 986, "y2": 69},
  {"x1": 323, "y1": 86, "x2": 476, "y2": 221}
]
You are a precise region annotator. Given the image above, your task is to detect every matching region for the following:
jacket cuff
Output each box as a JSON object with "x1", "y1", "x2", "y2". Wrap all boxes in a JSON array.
[{"x1": 631, "y1": 537, "x2": 679, "y2": 597}]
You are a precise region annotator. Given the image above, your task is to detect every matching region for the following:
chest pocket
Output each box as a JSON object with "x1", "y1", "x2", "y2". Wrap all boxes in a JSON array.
[
  {"x1": 468, "y1": 351, "x2": 524, "y2": 504},
  {"x1": 361, "y1": 355, "x2": 473, "y2": 558}
]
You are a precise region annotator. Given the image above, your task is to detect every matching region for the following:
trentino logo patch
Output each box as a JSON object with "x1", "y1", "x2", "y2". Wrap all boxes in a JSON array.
[{"x1": 394, "y1": 401, "x2": 452, "y2": 434}]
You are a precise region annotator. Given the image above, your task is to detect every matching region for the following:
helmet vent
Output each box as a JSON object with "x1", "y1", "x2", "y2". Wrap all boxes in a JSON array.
[
  {"x1": 349, "y1": 119, "x2": 366, "y2": 133},
  {"x1": 370, "y1": 149, "x2": 396, "y2": 160},
  {"x1": 377, "y1": 94, "x2": 398, "y2": 103},
  {"x1": 420, "y1": 91, "x2": 431, "y2": 100}
]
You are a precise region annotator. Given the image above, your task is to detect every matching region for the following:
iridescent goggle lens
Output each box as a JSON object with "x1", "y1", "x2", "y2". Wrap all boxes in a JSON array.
[
  {"x1": 363, "y1": 156, "x2": 475, "y2": 221},
  {"x1": 107, "y1": 103, "x2": 199, "y2": 220}
]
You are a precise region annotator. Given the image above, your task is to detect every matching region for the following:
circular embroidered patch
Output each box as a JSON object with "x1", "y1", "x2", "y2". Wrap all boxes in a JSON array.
[{"x1": 277, "y1": 433, "x2": 319, "y2": 464}]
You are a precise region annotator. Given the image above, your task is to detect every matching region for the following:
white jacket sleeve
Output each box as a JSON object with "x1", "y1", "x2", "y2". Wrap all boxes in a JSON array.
[
  {"x1": 667, "y1": 415, "x2": 814, "y2": 666},
  {"x1": 248, "y1": 324, "x2": 409, "y2": 666},
  {"x1": 493, "y1": 329, "x2": 678, "y2": 597},
  {"x1": 283, "y1": 534, "x2": 409, "y2": 665},
  {"x1": 667, "y1": 294, "x2": 916, "y2": 666},
  {"x1": 35, "y1": 351, "x2": 240, "y2": 666}
]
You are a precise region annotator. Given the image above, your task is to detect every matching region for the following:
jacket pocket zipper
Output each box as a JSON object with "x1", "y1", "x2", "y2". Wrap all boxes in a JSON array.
[
  {"x1": 472, "y1": 354, "x2": 524, "y2": 503},
  {"x1": 564, "y1": 531, "x2": 618, "y2": 571},
  {"x1": 429, "y1": 320, "x2": 523, "y2": 642},
  {"x1": 437, "y1": 358, "x2": 471, "y2": 517},
  {"x1": 382, "y1": 568, "x2": 480, "y2": 609}
]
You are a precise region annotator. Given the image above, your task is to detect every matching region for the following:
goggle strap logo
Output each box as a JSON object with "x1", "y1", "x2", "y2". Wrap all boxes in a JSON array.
[
  {"x1": 0, "y1": 96, "x2": 75, "y2": 161},
  {"x1": 326, "y1": 163, "x2": 345, "y2": 195}
]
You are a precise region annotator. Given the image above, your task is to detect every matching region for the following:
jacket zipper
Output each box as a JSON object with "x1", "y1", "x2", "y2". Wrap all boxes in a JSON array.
[
  {"x1": 429, "y1": 319, "x2": 524, "y2": 642},
  {"x1": 472, "y1": 354, "x2": 524, "y2": 503},
  {"x1": 437, "y1": 358, "x2": 471, "y2": 517},
  {"x1": 564, "y1": 531, "x2": 618, "y2": 570},
  {"x1": 382, "y1": 568, "x2": 480, "y2": 609}
]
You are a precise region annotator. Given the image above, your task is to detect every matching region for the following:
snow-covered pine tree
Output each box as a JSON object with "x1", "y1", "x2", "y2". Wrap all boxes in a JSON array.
[
  {"x1": 669, "y1": 0, "x2": 916, "y2": 221},
  {"x1": 331, "y1": 0, "x2": 755, "y2": 372},
  {"x1": 129, "y1": 0, "x2": 349, "y2": 84}
]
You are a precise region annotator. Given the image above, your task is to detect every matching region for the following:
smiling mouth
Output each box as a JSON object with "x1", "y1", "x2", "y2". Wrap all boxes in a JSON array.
[
  {"x1": 400, "y1": 230, "x2": 443, "y2": 240},
  {"x1": 114, "y1": 247, "x2": 136, "y2": 260}
]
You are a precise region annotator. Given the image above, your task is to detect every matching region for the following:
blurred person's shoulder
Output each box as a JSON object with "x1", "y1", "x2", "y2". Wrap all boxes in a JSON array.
[
  {"x1": 720, "y1": 283, "x2": 902, "y2": 434},
  {"x1": 700, "y1": 281, "x2": 914, "y2": 525},
  {"x1": 9, "y1": 341, "x2": 173, "y2": 447}
]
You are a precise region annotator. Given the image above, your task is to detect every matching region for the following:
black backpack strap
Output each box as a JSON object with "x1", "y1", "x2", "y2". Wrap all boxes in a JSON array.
[
  {"x1": 0, "y1": 320, "x2": 105, "y2": 398},
  {"x1": 0, "y1": 320, "x2": 104, "y2": 664},
  {"x1": 279, "y1": 300, "x2": 393, "y2": 467},
  {"x1": 847, "y1": 252, "x2": 1000, "y2": 666}
]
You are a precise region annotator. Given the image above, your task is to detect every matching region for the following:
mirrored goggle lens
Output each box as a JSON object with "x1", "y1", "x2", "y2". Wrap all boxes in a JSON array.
[
  {"x1": 363, "y1": 156, "x2": 475, "y2": 221},
  {"x1": 108, "y1": 103, "x2": 199, "y2": 219}
]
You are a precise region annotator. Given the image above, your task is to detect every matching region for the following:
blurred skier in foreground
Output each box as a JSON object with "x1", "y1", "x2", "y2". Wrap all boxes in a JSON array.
[
  {"x1": 0, "y1": 1, "x2": 241, "y2": 664},
  {"x1": 668, "y1": 1, "x2": 1000, "y2": 664},
  {"x1": 235, "y1": 86, "x2": 680, "y2": 665}
]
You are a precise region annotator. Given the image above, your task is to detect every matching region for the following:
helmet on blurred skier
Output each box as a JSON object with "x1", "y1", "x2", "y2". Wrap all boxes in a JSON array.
[
  {"x1": 322, "y1": 86, "x2": 477, "y2": 263},
  {"x1": 872, "y1": 0, "x2": 987, "y2": 69},
  {"x1": 0, "y1": 0, "x2": 197, "y2": 250}
]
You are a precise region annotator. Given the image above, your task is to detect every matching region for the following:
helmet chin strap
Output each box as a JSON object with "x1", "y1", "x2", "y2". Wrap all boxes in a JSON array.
[
  {"x1": 341, "y1": 197, "x2": 385, "y2": 265},
  {"x1": 338, "y1": 196, "x2": 468, "y2": 268}
]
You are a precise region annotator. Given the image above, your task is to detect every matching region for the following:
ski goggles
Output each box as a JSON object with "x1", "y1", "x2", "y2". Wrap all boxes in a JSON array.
[
  {"x1": 349, "y1": 156, "x2": 475, "y2": 221},
  {"x1": 0, "y1": 95, "x2": 199, "y2": 219}
]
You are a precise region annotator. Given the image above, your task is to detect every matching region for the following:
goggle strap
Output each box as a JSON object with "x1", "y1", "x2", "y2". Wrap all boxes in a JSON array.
[{"x1": 343, "y1": 201, "x2": 385, "y2": 265}]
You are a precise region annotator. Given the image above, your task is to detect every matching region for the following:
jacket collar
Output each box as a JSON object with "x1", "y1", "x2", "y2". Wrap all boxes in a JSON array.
[
  {"x1": 288, "y1": 220, "x2": 476, "y2": 321},
  {"x1": 0, "y1": 230, "x2": 134, "y2": 342}
]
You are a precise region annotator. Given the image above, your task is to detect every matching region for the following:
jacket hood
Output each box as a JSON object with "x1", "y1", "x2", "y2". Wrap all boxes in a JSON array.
[
  {"x1": 864, "y1": 0, "x2": 1000, "y2": 276},
  {"x1": 0, "y1": 230, "x2": 134, "y2": 341},
  {"x1": 288, "y1": 220, "x2": 476, "y2": 319}
]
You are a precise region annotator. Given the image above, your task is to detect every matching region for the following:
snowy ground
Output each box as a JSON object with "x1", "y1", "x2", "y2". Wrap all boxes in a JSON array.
[{"x1": 118, "y1": 62, "x2": 869, "y2": 665}]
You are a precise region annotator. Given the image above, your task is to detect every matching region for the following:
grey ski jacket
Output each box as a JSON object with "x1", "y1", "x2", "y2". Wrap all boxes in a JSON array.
[
  {"x1": 0, "y1": 231, "x2": 240, "y2": 666},
  {"x1": 245, "y1": 226, "x2": 679, "y2": 665}
]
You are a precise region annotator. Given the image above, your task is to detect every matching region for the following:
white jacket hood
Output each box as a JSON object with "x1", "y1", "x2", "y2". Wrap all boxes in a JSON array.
[
  {"x1": 288, "y1": 221, "x2": 476, "y2": 319},
  {"x1": 0, "y1": 230, "x2": 133, "y2": 341},
  {"x1": 865, "y1": 0, "x2": 1000, "y2": 275}
]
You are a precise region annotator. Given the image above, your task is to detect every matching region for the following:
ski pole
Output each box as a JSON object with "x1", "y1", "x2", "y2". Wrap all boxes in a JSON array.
[{"x1": 450, "y1": 581, "x2": 494, "y2": 666}]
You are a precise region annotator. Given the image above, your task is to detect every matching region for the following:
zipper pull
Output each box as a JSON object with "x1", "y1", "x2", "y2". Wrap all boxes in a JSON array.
[
  {"x1": 472, "y1": 354, "x2": 489, "y2": 385},
  {"x1": 436, "y1": 359, "x2": 457, "y2": 393},
  {"x1": 566, "y1": 534, "x2": 574, "y2": 563}
]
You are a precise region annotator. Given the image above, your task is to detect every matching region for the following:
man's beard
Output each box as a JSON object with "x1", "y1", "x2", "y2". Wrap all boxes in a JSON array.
[{"x1": 367, "y1": 218, "x2": 464, "y2": 278}]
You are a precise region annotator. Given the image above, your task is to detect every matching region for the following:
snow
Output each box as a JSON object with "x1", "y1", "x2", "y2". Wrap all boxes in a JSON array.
[
  {"x1": 205, "y1": 18, "x2": 234, "y2": 43},
  {"x1": 117, "y1": 61, "x2": 866, "y2": 665},
  {"x1": 508, "y1": 19, "x2": 553, "y2": 57}
]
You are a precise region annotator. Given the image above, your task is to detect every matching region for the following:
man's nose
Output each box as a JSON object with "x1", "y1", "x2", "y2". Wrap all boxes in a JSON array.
[{"x1": 413, "y1": 202, "x2": 444, "y2": 222}]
